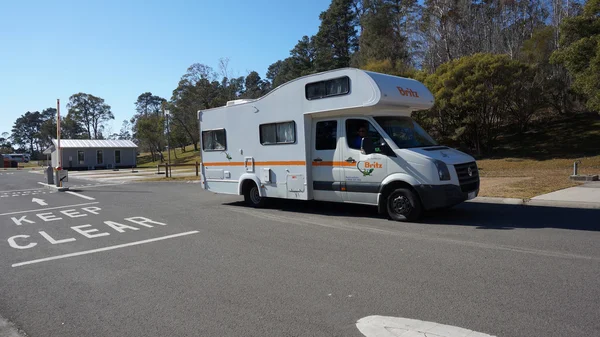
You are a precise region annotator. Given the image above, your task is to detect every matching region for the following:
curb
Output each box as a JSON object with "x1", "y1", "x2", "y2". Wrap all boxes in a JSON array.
[
  {"x1": 37, "y1": 182, "x2": 70, "y2": 192},
  {"x1": 468, "y1": 197, "x2": 525, "y2": 205},
  {"x1": 468, "y1": 196, "x2": 600, "y2": 209}
]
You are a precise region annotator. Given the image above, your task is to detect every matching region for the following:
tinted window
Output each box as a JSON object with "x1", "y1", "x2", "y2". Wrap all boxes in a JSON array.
[
  {"x1": 260, "y1": 121, "x2": 296, "y2": 145},
  {"x1": 346, "y1": 119, "x2": 382, "y2": 150},
  {"x1": 305, "y1": 76, "x2": 350, "y2": 100},
  {"x1": 202, "y1": 129, "x2": 227, "y2": 151},
  {"x1": 315, "y1": 121, "x2": 337, "y2": 150}
]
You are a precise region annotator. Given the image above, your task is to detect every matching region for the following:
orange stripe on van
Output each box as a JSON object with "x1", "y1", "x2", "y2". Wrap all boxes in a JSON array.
[
  {"x1": 311, "y1": 161, "x2": 356, "y2": 167},
  {"x1": 203, "y1": 160, "x2": 306, "y2": 167},
  {"x1": 203, "y1": 160, "x2": 356, "y2": 167}
]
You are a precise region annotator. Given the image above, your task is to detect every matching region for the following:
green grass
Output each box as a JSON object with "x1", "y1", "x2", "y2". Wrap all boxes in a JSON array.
[{"x1": 137, "y1": 144, "x2": 200, "y2": 168}]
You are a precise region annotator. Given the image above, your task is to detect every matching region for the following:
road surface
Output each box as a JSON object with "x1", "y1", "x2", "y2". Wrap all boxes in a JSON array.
[{"x1": 0, "y1": 170, "x2": 598, "y2": 336}]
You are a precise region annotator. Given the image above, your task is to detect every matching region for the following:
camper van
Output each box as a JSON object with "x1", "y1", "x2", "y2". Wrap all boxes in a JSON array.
[{"x1": 198, "y1": 68, "x2": 479, "y2": 222}]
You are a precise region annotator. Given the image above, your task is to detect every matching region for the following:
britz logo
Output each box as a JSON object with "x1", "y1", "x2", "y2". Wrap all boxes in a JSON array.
[
  {"x1": 362, "y1": 162, "x2": 382, "y2": 169},
  {"x1": 357, "y1": 161, "x2": 383, "y2": 176},
  {"x1": 396, "y1": 87, "x2": 419, "y2": 98}
]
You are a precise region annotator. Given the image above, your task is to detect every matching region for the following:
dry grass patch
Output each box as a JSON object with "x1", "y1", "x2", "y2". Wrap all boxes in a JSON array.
[{"x1": 477, "y1": 156, "x2": 600, "y2": 199}]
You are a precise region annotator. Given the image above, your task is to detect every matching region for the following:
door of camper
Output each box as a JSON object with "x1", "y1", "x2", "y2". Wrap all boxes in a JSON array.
[
  {"x1": 310, "y1": 118, "x2": 343, "y2": 202},
  {"x1": 340, "y1": 117, "x2": 390, "y2": 205}
]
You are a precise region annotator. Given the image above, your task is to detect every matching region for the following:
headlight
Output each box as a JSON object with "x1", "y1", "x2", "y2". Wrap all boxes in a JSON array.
[{"x1": 434, "y1": 160, "x2": 451, "y2": 181}]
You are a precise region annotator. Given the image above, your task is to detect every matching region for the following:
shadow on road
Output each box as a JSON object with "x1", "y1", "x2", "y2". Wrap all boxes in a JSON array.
[{"x1": 224, "y1": 199, "x2": 600, "y2": 232}]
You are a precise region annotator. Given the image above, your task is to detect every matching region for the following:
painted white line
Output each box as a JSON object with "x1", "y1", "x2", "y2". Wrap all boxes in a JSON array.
[
  {"x1": 65, "y1": 191, "x2": 95, "y2": 200},
  {"x1": 0, "y1": 188, "x2": 43, "y2": 193},
  {"x1": 77, "y1": 183, "x2": 127, "y2": 188},
  {"x1": 356, "y1": 316, "x2": 497, "y2": 337},
  {"x1": 12, "y1": 231, "x2": 200, "y2": 267},
  {"x1": 0, "y1": 202, "x2": 99, "y2": 217}
]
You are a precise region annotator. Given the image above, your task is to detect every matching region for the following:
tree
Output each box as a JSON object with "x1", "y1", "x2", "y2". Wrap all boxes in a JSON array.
[
  {"x1": 355, "y1": 0, "x2": 419, "y2": 69},
  {"x1": 61, "y1": 113, "x2": 87, "y2": 139},
  {"x1": 241, "y1": 71, "x2": 268, "y2": 99},
  {"x1": 313, "y1": 0, "x2": 359, "y2": 71},
  {"x1": 131, "y1": 114, "x2": 165, "y2": 162},
  {"x1": 135, "y1": 92, "x2": 166, "y2": 116},
  {"x1": 131, "y1": 93, "x2": 167, "y2": 161},
  {"x1": 422, "y1": 53, "x2": 546, "y2": 155},
  {"x1": 66, "y1": 93, "x2": 115, "y2": 139},
  {"x1": 11, "y1": 111, "x2": 41, "y2": 155},
  {"x1": 551, "y1": 0, "x2": 600, "y2": 112},
  {"x1": 0, "y1": 132, "x2": 12, "y2": 154}
]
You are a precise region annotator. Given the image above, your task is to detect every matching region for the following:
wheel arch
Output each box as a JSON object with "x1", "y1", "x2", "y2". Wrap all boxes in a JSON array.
[
  {"x1": 238, "y1": 174, "x2": 265, "y2": 197},
  {"x1": 377, "y1": 176, "x2": 422, "y2": 214}
]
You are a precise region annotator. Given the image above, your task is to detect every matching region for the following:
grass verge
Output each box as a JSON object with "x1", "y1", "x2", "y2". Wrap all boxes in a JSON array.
[
  {"x1": 478, "y1": 156, "x2": 600, "y2": 199},
  {"x1": 137, "y1": 144, "x2": 200, "y2": 168}
]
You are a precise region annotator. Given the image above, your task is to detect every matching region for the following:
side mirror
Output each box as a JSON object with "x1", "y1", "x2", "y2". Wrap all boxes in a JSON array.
[
  {"x1": 361, "y1": 137, "x2": 375, "y2": 154},
  {"x1": 362, "y1": 137, "x2": 393, "y2": 156}
]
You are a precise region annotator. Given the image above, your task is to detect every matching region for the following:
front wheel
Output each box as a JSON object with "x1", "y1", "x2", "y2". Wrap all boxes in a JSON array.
[
  {"x1": 386, "y1": 188, "x2": 423, "y2": 222},
  {"x1": 244, "y1": 182, "x2": 266, "y2": 208}
]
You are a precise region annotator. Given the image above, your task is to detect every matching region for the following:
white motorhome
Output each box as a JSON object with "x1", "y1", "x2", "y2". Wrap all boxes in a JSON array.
[{"x1": 198, "y1": 68, "x2": 479, "y2": 222}]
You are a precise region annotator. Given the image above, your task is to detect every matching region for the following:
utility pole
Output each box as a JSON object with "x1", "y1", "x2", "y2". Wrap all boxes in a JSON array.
[
  {"x1": 165, "y1": 109, "x2": 171, "y2": 166},
  {"x1": 57, "y1": 98, "x2": 61, "y2": 169},
  {"x1": 56, "y1": 98, "x2": 63, "y2": 188}
]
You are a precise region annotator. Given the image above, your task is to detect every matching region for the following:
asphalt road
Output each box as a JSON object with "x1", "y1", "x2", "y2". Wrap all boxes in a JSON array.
[{"x1": 0, "y1": 170, "x2": 599, "y2": 337}]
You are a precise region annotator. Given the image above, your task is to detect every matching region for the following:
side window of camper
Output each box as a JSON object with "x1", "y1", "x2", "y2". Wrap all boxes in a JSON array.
[
  {"x1": 305, "y1": 76, "x2": 350, "y2": 100},
  {"x1": 346, "y1": 119, "x2": 382, "y2": 150},
  {"x1": 315, "y1": 121, "x2": 338, "y2": 150},
  {"x1": 259, "y1": 121, "x2": 296, "y2": 145},
  {"x1": 202, "y1": 129, "x2": 227, "y2": 151}
]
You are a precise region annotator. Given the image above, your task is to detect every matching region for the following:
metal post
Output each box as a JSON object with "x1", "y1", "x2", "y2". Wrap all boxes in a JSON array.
[
  {"x1": 165, "y1": 110, "x2": 171, "y2": 167},
  {"x1": 573, "y1": 160, "x2": 580, "y2": 176},
  {"x1": 56, "y1": 99, "x2": 62, "y2": 187}
]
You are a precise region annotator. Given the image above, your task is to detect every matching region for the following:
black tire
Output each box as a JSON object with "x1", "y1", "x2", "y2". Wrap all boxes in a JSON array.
[
  {"x1": 244, "y1": 181, "x2": 266, "y2": 208},
  {"x1": 386, "y1": 187, "x2": 423, "y2": 222}
]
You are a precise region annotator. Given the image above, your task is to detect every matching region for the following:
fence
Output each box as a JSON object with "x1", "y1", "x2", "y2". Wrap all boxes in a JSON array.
[{"x1": 157, "y1": 161, "x2": 200, "y2": 178}]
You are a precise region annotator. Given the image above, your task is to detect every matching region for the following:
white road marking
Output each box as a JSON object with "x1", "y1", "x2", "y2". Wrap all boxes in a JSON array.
[
  {"x1": 0, "y1": 188, "x2": 43, "y2": 193},
  {"x1": 65, "y1": 191, "x2": 95, "y2": 200},
  {"x1": 0, "y1": 202, "x2": 99, "y2": 217},
  {"x1": 11, "y1": 231, "x2": 200, "y2": 267},
  {"x1": 356, "y1": 316, "x2": 497, "y2": 337},
  {"x1": 31, "y1": 198, "x2": 47, "y2": 206}
]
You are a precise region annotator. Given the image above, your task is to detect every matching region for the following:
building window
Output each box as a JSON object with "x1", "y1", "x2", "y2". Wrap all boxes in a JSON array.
[
  {"x1": 115, "y1": 150, "x2": 121, "y2": 164},
  {"x1": 77, "y1": 150, "x2": 85, "y2": 165},
  {"x1": 259, "y1": 121, "x2": 296, "y2": 145},
  {"x1": 305, "y1": 76, "x2": 350, "y2": 100},
  {"x1": 315, "y1": 120, "x2": 337, "y2": 150},
  {"x1": 202, "y1": 129, "x2": 227, "y2": 151},
  {"x1": 97, "y1": 150, "x2": 103, "y2": 164}
]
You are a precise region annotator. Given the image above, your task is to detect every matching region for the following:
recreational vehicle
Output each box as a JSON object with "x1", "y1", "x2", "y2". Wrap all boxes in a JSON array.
[{"x1": 198, "y1": 68, "x2": 479, "y2": 222}]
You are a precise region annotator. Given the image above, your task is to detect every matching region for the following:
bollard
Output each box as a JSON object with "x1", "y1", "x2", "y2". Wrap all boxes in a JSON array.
[
  {"x1": 46, "y1": 166, "x2": 54, "y2": 185},
  {"x1": 573, "y1": 160, "x2": 581, "y2": 176}
]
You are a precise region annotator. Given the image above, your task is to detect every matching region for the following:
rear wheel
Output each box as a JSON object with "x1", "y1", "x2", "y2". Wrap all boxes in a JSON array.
[
  {"x1": 244, "y1": 181, "x2": 266, "y2": 208},
  {"x1": 386, "y1": 187, "x2": 422, "y2": 222}
]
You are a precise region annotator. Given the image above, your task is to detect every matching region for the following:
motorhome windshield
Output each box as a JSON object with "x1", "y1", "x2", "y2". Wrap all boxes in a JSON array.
[{"x1": 373, "y1": 116, "x2": 438, "y2": 149}]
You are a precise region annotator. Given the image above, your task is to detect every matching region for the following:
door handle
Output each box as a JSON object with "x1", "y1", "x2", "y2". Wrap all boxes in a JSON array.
[
  {"x1": 313, "y1": 158, "x2": 322, "y2": 162},
  {"x1": 345, "y1": 157, "x2": 355, "y2": 163}
]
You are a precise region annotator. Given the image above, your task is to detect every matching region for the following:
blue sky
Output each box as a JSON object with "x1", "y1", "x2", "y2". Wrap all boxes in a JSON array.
[{"x1": 0, "y1": 0, "x2": 329, "y2": 138}]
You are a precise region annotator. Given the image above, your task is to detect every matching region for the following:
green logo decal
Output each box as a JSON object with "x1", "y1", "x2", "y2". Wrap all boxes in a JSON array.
[{"x1": 356, "y1": 161, "x2": 382, "y2": 176}]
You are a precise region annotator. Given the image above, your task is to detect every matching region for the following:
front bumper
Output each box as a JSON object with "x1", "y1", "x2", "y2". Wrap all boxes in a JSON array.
[{"x1": 415, "y1": 184, "x2": 479, "y2": 210}]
